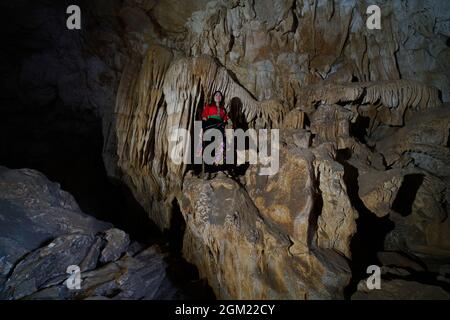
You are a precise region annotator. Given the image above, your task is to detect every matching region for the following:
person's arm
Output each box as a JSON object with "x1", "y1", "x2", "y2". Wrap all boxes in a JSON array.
[{"x1": 223, "y1": 109, "x2": 233, "y2": 127}]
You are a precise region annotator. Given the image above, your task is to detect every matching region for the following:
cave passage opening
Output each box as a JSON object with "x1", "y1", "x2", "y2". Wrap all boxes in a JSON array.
[
  {"x1": 391, "y1": 174, "x2": 424, "y2": 217},
  {"x1": 0, "y1": 98, "x2": 215, "y2": 299},
  {"x1": 0, "y1": 98, "x2": 159, "y2": 244},
  {"x1": 335, "y1": 148, "x2": 395, "y2": 298},
  {"x1": 165, "y1": 198, "x2": 216, "y2": 299}
]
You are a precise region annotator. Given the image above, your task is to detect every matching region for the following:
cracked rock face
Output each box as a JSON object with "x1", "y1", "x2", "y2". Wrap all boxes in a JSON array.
[
  {"x1": 95, "y1": 0, "x2": 449, "y2": 299},
  {"x1": 0, "y1": 167, "x2": 180, "y2": 300},
  {"x1": 0, "y1": 166, "x2": 111, "y2": 279},
  {"x1": 180, "y1": 174, "x2": 351, "y2": 299},
  {"x1": 1, "y1": 0, "x2": 449, "y2": 299},
  {"x1": 180, "y1": 139, "x2": 356, "y2": 299}
]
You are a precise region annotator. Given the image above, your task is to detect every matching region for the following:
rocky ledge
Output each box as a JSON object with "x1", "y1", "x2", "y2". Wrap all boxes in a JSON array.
[{"x1": 179, "y1": 124, "x2": 450, "y2": 299}]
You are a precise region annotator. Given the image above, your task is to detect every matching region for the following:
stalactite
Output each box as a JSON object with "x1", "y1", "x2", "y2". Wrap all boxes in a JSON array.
[
  {"x1": 112, "y1": 46, "x2": 289, "y2": 228},
  {"x1": 296, "y1": 79, "x2": 442, "y2": 126},
  {"x1": 282, "y1": 108, "x2": 305, "y2": 129},
  {"x1": 362, "y1": 80, "x2": 442, "y2": 125}
]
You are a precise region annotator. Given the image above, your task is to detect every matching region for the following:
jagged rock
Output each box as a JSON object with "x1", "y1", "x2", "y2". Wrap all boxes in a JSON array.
[
  {"x1": 310, "y1": 104, "x2": 354, "y2": 148},
  {"x1": 0, "y1": 166, "x2": 111, "y2": 279},
  {"x1": 358, "y1": 169, "x2": 405, "y2": 218},
  {"x1": 11, "y1": 244, "x2": 180, "y2": 300},
  {"x1": 0, "y1": 167, "x2": 180, "y2": 300},
  {"x1": 100, "y1": 228, "x2": 130, "y2": 264},
  {"x1": 352, "y1": 279, "x2": 450, "y2": 300},
  {"x1": 87, "y1": 2, "x2": 449, "y2": 301},
  {"x1": 243, "y1": 137, "x2": 358, "y2": 259},
  {"x1": 280, "y1": 129, "x2": 311, "y2": 149},
  {"x1": 384, "y1": 173, "x2": 450, "y2": 269},
  {"x1": 349, "y1": 104, "x2": 450, "y2": 270},
  {"x1": 380, "y1": 266, "x2": 411, "y2": 277},
  {"x1": 73, "y1": 246, "x2": 179, "y2": 300},
  {"x1": 1, "y1": 234, "x2": 101, "y2": 300},
  {"x1": 76, "y1": 0, "x2": 450, "y2": 300},
  {"x1": 2, "y1": 0, "x2": 450, "y2": 301},
  {"x1": 150, "y1": 0, "x2": 210, "y2": 34},
  {"x1": 184, "y1": 1, "x2": 449, "y2": 102},
  {"x1": 111, "y1": 47, "x2": 288, "y2": 229},
  {"x1": 311, "y1": 143, "x2": 359, "y2": 258},
  {"x1": 180, "y1": 137, "x2": 356, "y2": 299},
  {"x1": 377, "y1": 251, "x2": 425, "y2": 272},
  {"x1": 373, "y1": 105, "x2": 450, "y2": 175},
  {"x1": 282, "y1": 108, "x2": 305, "y2": 129},
  {"x1": 299, "y1": 80, "x2": 443, "y2": 145}
]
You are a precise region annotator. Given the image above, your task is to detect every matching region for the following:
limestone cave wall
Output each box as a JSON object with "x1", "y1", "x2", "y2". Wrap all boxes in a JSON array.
[
  {"x1": 1, "y1": 0, "x2": 449, "y2": 300},
  {"x1": 97, "y1": 0, "x2": 450, "y2": 299}
]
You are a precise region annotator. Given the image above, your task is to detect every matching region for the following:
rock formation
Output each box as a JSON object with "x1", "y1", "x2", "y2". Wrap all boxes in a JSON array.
[
  {"x1": 1, "y1": 0, "x2": 449, "y2": 299},
  {"x1": 0, "y1": 166, "x2": 184, "y2": 300}
]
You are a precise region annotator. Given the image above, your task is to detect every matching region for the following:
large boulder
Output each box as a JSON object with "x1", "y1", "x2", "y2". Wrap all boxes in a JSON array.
[
  {"x1": 352, "y1": 278, "x2": 450, "y2": 300},
  {"x1": 0, "y1": 166, "x2": 111, "y2": 279},
  {"x1": 0, "y1": 166, "x2": 180, "y2": 300},
  {"x1": 179, "y1": 131, "x2": 359, "y2": 299}
]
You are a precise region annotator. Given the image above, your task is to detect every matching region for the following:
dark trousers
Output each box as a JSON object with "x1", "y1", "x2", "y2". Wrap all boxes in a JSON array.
[{"x1": 202, "y1": 118, "x2": 226, "y2": 173}]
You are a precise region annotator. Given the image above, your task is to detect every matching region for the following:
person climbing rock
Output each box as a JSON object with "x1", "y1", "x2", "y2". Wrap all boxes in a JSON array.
[{"x1": 201, "y1": 90, "x2": 231, "y2": 178}]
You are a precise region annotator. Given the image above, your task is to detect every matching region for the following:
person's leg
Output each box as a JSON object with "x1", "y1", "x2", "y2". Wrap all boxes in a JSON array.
[
  {"x1": 218, "y1": 124, "x2": 226, "y2": 173},
  {"x1": 201, "y1": 121, "x2": 209, "y2": 175},
  {"x1": 202, "y1": 119, "x2": 218, "y2": 176}
]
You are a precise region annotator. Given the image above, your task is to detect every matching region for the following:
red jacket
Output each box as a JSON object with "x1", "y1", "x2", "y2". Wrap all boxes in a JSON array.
[{"x1": 201, "y1": 104, "x2": 229, "y2": 122}]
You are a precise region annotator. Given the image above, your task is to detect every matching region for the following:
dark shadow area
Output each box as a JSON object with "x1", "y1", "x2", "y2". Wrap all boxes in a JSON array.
[
  {"x1": 437, "y1": 89, "x2": 443, "y2": 102},
  {"x1": 303, "y1": 112, "x2": 311, "y2": 128},
  {"x1": 307, "y1": 171, "x2": 324, "y2": 247},
  {"x1": 0, "y1": 98, "x2": 215, "y2": 299},
  {"x1": 0, "y1": 0, "x2": 216, "y2": 301},
  {"x1": 0, "y1": 99, "x2": 160, "y2": 244},
  {"x1": 168, "y1": 199, "x2": 186, "y2": 252},
  {"x1": 229, "y1": 97, "x2": 248, "y2": 131},
  {"x1": 335, "y1": 149, "x2": 395, "y2": 298},
  {"x1": 447, "y1": 128, "x2": 450, "y2": 147},
  {"x1": 163, "y1": 199, "x2": 216, "y2": 299},
  {"x1": 224, "y1": 97, "x2": 250, "y2": 177},
  {"x1": 350, "y1": 115, "x2": 370, "y2": 143},
  {"x1": 391, "y1": 174, "x2": 424, "y2": 217}
]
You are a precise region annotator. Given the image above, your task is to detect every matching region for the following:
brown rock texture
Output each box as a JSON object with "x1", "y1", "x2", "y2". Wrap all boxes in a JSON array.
[
  {"x1": 0, "y1": 167, "x2": 182, "y2": 300},
  {"x1": 180, "y1": 172, "x2": 351, "y2": 299},
  {"x1": 3, "y1": 0, "x2": 448, "y2": 299},
  {"x1": 92, "y1": 0, "x2": 449, "y2": 299}
]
